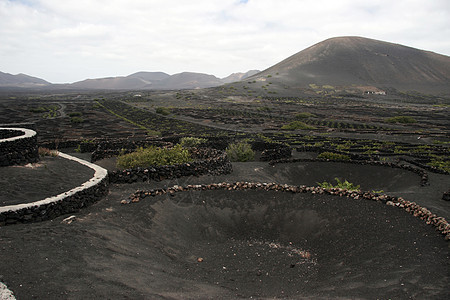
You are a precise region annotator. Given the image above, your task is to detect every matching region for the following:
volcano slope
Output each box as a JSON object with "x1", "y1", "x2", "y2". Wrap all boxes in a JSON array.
[
  {"x1": 0, "y1": 158, "x2": 449, "y2": 299},
  {"x1": 247, "y1": 36, "x2": 450, "y2": 94}
]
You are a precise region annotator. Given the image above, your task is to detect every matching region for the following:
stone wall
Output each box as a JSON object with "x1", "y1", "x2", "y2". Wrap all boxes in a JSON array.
[
  {"x1": 0, "y1": 281, "x2": 15, "y2": 300},
  {"x1": 0, "y1": 128, "x2": 39, "y2": 167},
  {"x1": 0, "y1": 129, "x2": 24, "y2": 139},
  {"x1": 401, "y1": 158, "x2": 450, "y2": 175},
  {"x1": 0, "y1": 153, "x2": 109, "y2": 225},
  {"x1": 91, "y1": 139, "x2": 173, "y2": 162},
  {"x1": 109, "y1": 148, "x2": 232, "y2": 184},
  {"x1": 0, "y1": 123, "x2": 36, "y2": 131}
]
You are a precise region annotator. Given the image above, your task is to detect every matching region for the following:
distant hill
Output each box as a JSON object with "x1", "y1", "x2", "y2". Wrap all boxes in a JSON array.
[
  {"x1": 153, "y1": 72, "x2": 223, "y2": 90},
  {"x1": 221, "y1": 70, "x2": 261, "y2": 84},
  {"x1": 127, "y1": 71, "x2": 171, "y2": 82},
  {"x1": 70, "y1": 71, "x2": 224, "y2": 90},
  {"x1": 70, "y1": 72, "x2": 170, "y2": 90},
  {"x1": 0, "y1": 71, "x2": 50, "y2": 87},
  {"x1": 68, "y1": 70, "x2": 258, "y2": 90},
  {"x1": 0, "y1": 70, "x2": 259, "y2": 90},
  {"x1": 250, "y1": 36, "x2": 450, "y2": 94}
]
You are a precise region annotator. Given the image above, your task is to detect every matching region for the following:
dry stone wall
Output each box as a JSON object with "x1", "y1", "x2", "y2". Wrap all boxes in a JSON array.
[
  {"x1": 109, "y1": 148, "x2": 232, "y2": 184},
  {"x1": 91, "y1": 139, "x2": 173, "y2": 162},
  {"x1": 0, "y1": 153, "x2": 108, "y2": 225},
  {"x1": 0, "y1": 128, "x2": 39, "y2": 167}
]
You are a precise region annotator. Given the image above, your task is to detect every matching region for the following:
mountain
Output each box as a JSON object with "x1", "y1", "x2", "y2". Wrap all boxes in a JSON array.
[
  {"x1": 222, "y1": 70, "x2": 261, "y2": 84},
  {"x1": 68, "y1": 71, "x2": 224, "y2": 90},
  {"x1": 70, "y1": 72, "x2": 170, "y2": 90},
  {"x1": 127, "y1": 71, "x2": 171, "y2": 82},
  {"x1": 153, "y1": 72, "x2": 223, "y2": 89},
  {"x1": 0, "y1": 71, "x2": 50, "y2": 87},
  {"x1": 69, "y1": 70, "x2": 259, "y2": 90},
  {"x1": 249, "y1": 36, "x2": 450, "y2": 93}
]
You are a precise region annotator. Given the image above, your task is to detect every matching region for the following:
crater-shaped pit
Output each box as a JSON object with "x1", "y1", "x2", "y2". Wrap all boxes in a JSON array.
[{"x1": 123, "y1": 189, "x2": 448, "y2": 298}]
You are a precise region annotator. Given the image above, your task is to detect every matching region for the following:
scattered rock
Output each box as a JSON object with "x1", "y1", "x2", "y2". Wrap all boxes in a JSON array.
[{"x1": 61, "y1": 215, "x2": 77, "y2": 224}]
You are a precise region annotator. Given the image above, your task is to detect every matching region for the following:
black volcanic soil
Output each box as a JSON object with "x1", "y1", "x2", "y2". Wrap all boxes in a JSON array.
[
  {"x1": 0, "y1": 160, "x2": 449, "y2": 299},
  {"x1": 0, "y1": 90, "x2": 449, "y2": 299},
  {"x1": 0, "y1": 156, "x2": 93, "y2": 206}
]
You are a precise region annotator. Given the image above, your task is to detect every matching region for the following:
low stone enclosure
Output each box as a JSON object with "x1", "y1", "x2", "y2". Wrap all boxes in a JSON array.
[
  {"x1": 0, "y1": 142, "x2": 234, "y2": 224},
  {"x1": 0, "y1": 153, "x2": 109, "y2": 226},
  {"x1": 126, "y1": 182, "x2": 450, "y2": 240},
  {"x1": 90, "y1": 137, "x2": 290, "y2": 183},
  {"x1": 39, "y1": 136, "x2": 293, "y2": 163},
  {"x1": 109, "y1": 148, "x2": 233, "y2": 184},
  {"x1": 0, "y1": 127, "x2": 39, "y2": 167}
]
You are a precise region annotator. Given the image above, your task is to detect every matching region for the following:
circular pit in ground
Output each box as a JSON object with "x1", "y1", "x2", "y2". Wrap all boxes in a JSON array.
[
  {"x1": 115, "y1": 189, "x2": 448, "y2": 299},
  {"x1": 0, "y1": 188, "x2": 448, "y2": 299}
]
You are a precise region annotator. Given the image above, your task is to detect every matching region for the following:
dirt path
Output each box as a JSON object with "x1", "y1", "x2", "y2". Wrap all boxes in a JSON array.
[{"x1": 56, "y1": 102, "x2": 67, "y2": 118}]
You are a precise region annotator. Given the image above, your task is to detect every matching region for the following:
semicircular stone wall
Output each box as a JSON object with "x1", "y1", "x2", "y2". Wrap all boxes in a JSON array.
[
  {"x1": 0, "y1": 152, "x2": 109, "y2": 225},
  {"x1": 0, "y1": 127, "x2": 39, "y2": 167}
]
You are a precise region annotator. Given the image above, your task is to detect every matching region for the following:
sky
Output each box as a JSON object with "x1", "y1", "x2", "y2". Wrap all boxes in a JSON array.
[{"x1": 1, "y1": 0, "x2": 449, "y2": 83}]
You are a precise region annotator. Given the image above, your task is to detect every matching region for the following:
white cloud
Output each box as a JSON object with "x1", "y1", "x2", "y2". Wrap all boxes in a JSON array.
[{"x1": 0, "y1": 0, "x2": 449, "y2": 83}]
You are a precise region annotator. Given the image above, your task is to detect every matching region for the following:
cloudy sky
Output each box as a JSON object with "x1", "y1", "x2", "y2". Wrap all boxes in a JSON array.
[{"x1": 1, "y1": 0, "x2": 449, "y2": 83}]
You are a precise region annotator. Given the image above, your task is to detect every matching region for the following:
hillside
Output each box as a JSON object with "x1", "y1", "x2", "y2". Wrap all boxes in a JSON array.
[
  {"x1": 0, "y1": 71, "x2": 50, "y2": 87},
  {"x1": 70, "y1": 71, "x2": 258, "y2": 90},
  {"x1": 222, "y1": 70, "x2": 260, "y2": 84},
  {"x1": 250, "y1": 36, "x2": 450, "y2": 94},
  {"x1": 70, "y1": 71, "x2": 170, "y2": 90},
  {"x1": 152, "y1": 72, "x2": 223, "y2": 89},
  {"x1": 0, "y1": 70, "x2": 257, "y2": 90},
  {"x1": 70, "y1": 71, "x2": 228, "y2": 90}
]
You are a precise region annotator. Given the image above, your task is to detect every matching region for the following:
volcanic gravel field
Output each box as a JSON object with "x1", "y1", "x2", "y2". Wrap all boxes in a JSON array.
[{"x1": 0, "y1": 158, "x2": 449, "y2": 299}]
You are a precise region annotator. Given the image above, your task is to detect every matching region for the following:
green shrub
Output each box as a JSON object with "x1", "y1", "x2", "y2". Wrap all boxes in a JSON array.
[
  {"x1": 226, "y1": 141, "x2": 255, "y2": 162},
  {"x1": 295, "y1": 112, "x2": 316, "y2": 119},
  {"x1": 281, "y1": 121, "x2": 316, "y2": 130},
  {"x1": 385, "y1": 116, "x2": 416, "y2": 124},
  {"x1": 372, "y1": 190, "x2": 384, "y2": 194},
  {"x1": 258, "y1": 106, "x2": 272, "y2": 112},
  {"x1": 432, "y1": 140, "x2": 450, "y2": 145},
  {"x1": 116, "y1": 144, "x2": 192, "y2": 169},
  {"x1": 317, "y1": 152, "x2": 350, "y2": 161},
  {"x1": 146, "y1": 130, "x2": 161, "y2": 137},
  {"x1": 179, "y1": 137, "x2": 207, "y2": 148},
  {"x1": 318, "y1": 178, "x2": 360, "y2": 191},
  {"x1": 92, "y1": 102, "x2": 103, "y2": 109},
  {"x1": 155, "y1": 107, "x2": 170, "y2": 115},
  {"x1": 70, "y1": 116, "x2": 84, "y2": 123},
  {"x1": 428, "y1": 159, "x2": 450, "y2": 172},
  {"x1": 68, "y1": 112, "x2": 82, "y2": 117},
  {"x1": 30, "y1": 106, "x2": 47, "y2": 113}
]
